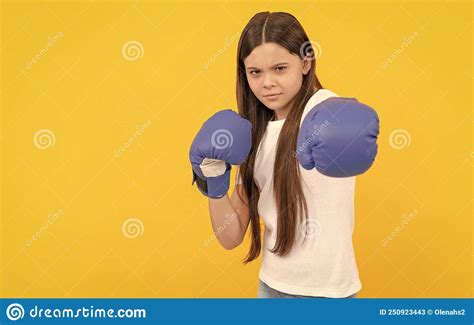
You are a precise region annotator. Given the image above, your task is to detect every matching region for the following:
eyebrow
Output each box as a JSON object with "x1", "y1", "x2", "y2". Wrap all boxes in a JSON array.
[{"x1": 245, "y1": 62, "x2": 289, "y2": 70}]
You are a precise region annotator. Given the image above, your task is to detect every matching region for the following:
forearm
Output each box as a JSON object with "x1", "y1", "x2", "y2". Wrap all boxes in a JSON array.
[{"x1": 208, "y1": 194, "x2": 243, "y2": 250}]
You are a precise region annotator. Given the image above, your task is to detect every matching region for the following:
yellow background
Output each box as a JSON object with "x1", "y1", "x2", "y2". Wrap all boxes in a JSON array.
[{"x1": 1, "y1": 0, "x2": 471, "y2": 298}]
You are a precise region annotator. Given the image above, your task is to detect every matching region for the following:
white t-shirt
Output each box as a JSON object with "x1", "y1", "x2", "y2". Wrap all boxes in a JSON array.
[{"x1": 236, "y1": 89, "x2": 362, "y2": 298}]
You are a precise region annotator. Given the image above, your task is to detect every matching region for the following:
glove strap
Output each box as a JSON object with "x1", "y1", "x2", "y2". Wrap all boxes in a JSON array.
[{"x1": 192, "y1": 164, "x2": 231, "y2": 198}]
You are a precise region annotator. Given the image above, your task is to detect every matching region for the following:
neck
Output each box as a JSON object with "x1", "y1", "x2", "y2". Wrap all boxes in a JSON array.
[
  {"x1": 273, "y1": 114, "x2": 286, "y2": 121},
  {"x1": 273, "y1": 105, "x2": 291, "y2": 121}
]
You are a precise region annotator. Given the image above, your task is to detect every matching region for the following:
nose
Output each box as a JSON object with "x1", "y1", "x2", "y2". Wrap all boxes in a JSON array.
[{"x1": 263, "y1": 74, "x2": 276, "y2": 89}]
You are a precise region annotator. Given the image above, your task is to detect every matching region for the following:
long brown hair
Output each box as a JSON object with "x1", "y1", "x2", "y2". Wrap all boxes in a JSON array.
[{"x1": 236, "y1": 12, "x2": 323, "y2": 263}]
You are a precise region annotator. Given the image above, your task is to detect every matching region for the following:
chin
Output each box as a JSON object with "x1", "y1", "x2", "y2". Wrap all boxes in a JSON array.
[{"x1": 265, "y1": 103, "x2": 285, "y2": 111}]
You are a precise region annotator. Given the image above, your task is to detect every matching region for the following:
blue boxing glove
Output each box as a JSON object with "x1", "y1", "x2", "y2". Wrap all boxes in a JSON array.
[
  {"x1": 296, "y1": 97, "x2": 379, "y2": 177},
  {"x1": 189, "y1": 109, "x2": 252, "y2": 198}
]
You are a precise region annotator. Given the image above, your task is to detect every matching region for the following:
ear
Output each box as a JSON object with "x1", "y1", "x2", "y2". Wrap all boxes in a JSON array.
[{"x1": 302, "y1": 58, "x2": 311, "y2": 75}]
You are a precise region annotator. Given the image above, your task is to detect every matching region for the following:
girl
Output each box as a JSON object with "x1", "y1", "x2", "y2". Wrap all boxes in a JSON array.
[{"x1": 193, "y1": 11, "x2": 364, "y2": 298}]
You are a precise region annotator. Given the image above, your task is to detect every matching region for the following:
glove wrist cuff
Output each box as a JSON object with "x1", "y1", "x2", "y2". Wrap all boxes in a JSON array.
[{"x1": 192, "y1": 166, "x2": 231, "y2": 198}]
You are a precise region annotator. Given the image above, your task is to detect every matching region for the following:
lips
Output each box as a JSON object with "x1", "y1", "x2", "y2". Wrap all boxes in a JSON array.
[{"x1": 264, "y1": 93, "x2": 282, "y2": 100}]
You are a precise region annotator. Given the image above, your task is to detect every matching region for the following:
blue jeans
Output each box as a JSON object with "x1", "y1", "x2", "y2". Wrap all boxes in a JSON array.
[{"x1": 257, "y1": 280, "x2": 358, "y2": 298}]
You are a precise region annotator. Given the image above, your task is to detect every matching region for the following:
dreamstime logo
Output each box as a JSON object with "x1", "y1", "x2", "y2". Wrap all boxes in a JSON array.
[
  {"x1": 381, "y1": 209, "x2": 418, "y2": 247},
  {"x1": 389, "y1": 129, "x2": 411, "y2": 149},
  {"x1": 299, "y1": 219, "x2": 322, "y2": 238},
  {"x1": 122, "y1": 218, "x2": 144, "y2": 239},
  {"x1": 203, "y1": 212, "x2": 237, "y2": 247},
  {"x1": 114, "y1": 120, "x2": 152, "y2": 158},
  {"x1": 26, "y1": 209, "x2": 64, "y2": 247},
  {"x1": 211, "y1": 129, "x2": 233, "y2": 150},
  {"x1": 24, "y1": 32, "x2": 64, "y2": 71},
  {"x1": 122, "y1": 41, "x2": 144, "y2": 61},
  {"x1": 293, "y1": 120, "x2": 330, "y2": 157},
  {"x1": 4, "y1": 304, "x2": 146, "y2": 320},
  {"x1": 6, "y1": 303, "x2": 25, "y2": 321},
  {"x1": 379, "y1": 31, "x2": 419, "y2": 71},
  {"x1": 299, "y1": 40, "x2": 322, "y2": 61},
  {"x1": 203, "y1": 32, "x2": 241, "y2": 70},
  {"x1": 33, "y1": 129, "x2": 56, "y2": 149}
]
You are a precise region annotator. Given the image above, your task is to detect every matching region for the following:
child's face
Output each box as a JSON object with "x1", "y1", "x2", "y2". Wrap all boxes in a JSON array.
[{"x1": 244, "y1": 42, "x2": 311, "y2": 119}]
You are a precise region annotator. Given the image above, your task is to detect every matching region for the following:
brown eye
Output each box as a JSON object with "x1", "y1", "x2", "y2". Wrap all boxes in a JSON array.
[{"x1": 276, "y1": 66, "x2": 287, "y2": 71}]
